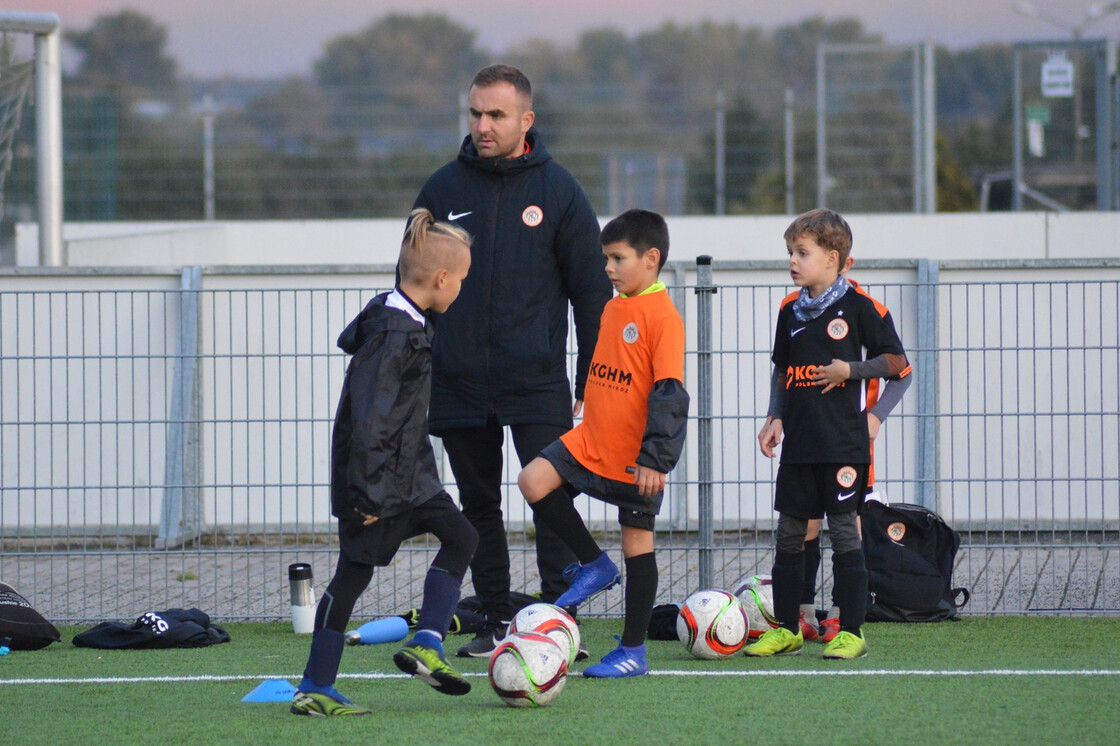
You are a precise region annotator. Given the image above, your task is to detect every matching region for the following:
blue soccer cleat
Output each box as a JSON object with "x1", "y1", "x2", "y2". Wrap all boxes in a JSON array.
[
  {"x1": 554, "y1": 552, "x2": 621, "y2": 609},
  {"x1": 582, "y1": 637, "x2": 649, "y2": 678}
]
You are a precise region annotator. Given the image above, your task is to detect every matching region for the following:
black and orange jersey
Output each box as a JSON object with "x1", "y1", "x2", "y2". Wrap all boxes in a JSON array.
[{"x1": 772, "y1": 284, "x2": 909, "y2": 465}]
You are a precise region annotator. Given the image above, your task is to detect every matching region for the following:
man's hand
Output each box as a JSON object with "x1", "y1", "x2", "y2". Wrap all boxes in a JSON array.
[{"x1": 573, "y1": 399, "x2": 584, "y2": 417}]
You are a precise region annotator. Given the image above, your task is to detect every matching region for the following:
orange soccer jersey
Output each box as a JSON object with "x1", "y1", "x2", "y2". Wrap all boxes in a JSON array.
[{"x1": 560, "y1": 288, "x2": 685, "y2": 483}]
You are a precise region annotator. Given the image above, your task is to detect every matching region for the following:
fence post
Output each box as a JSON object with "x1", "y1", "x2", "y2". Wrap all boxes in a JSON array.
[
  {"x1": 667, "y1": 263, "x2": 689, "y2": 530},
  {"x1": 784, "y1": 87, "x2": 795, "y2": 215},
  {"x1": 915, "y1": 259, "x2": 939, "y2": 509},
  {"x1": 714, "y1": 90, "x2": 725, "y2": 216},
  {"x1": 158, "y1": 266, "x2": 203, "y2": 549},
  {"x1": 694, "y1": 256, "x2": 716, "y2": 587}
]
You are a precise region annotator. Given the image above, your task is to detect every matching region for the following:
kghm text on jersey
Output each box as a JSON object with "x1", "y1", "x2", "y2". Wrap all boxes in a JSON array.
[
  {"x1": 785, "y1": 365, "x2": 847, "y2": 389},
  {"x1": 589, "y1": 362, "x2": 633, "y2": 387}
]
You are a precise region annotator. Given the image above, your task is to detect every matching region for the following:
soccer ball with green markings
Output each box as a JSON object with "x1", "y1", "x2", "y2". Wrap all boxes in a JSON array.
[
  {"x1": 488, "y1": 632, "x2": 568, "y2": 708},
  {"x1": 735, "y1": 574, "x2": 779, "y2": 639}
]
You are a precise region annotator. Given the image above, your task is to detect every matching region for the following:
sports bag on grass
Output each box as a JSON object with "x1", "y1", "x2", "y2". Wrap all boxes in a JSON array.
[
  {"x1": 862, "y1": 500, "x2": 970, "y2": 623},
  {"x1": 72, "y1": 607, "x2": 230, "y2": 649},
  {"x1": 0, "y1": 582, "x2": 61, "y2": 650}
]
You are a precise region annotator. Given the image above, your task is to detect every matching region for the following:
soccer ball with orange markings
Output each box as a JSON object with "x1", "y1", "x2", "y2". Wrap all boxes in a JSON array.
[{"x1": 676, "y1": 589, "x2": 750, "y2": 659}]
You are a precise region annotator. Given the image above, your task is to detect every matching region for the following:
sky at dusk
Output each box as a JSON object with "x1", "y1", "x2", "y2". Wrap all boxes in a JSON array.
[{"x1": 10, "y1": 0, "x2": 1120, "y2": 78}]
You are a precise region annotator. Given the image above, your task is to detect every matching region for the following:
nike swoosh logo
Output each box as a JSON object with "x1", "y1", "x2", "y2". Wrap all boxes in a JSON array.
[
  {"x1": 837, "y1": 490, "x2": 856, "y2": 501},
  {"x1": 790, "y1": 327, "x2": 807, "y2": 337},
  {"x1": 447, "y1": 211, "x2": 472, "y2": 221}
]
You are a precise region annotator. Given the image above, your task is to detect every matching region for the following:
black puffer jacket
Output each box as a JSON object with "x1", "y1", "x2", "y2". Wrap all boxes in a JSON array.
[
  {"x1": 413, "y1": 127, "x2": 612, "y2": 431},
  {"x1": 330, "y1": 294, "x2": 443, "y2": 522}
]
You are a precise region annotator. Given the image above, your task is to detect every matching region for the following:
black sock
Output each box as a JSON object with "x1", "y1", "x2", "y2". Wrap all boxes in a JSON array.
[
  {"x1": 621, "y1": 553, "x2": 657, "y2": 647},
  {"x1": 801, "y1": 537, "x2": 821, "y2": 606},
  {"x1": 415, "y1": 566, "x2": 461, "y2": 637},
  {"x1": 771, "y1": 550, "x2": 804, "y2": 633},
  {"x1": 832, "y1": 548, "x2": 868, "y2": 635},
  {"x1": 529, "y1": 491, "x2": 600, "y2": 564},
  {"x1": 303, "y1": 628, "x2": 344, "y2": 687}
]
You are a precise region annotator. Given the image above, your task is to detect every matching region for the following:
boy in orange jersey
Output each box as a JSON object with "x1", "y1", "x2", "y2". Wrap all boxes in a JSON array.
[{"x1": 517, "y1": 208, "x2": 689, "y2": 678}]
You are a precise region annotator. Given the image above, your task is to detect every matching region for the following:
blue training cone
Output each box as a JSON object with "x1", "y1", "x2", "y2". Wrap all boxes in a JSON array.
[
  {"x1": 242, "y1": 679, "x2": 297, "y2": 702},
  {"x1": 345, "y1": 616, "x2": 409, "y2": 645}
]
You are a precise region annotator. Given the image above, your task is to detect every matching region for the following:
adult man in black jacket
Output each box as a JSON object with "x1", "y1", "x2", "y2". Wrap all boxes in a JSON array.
[{"x1": 413, "y1": 64, "x2": 611, "y2": 657}]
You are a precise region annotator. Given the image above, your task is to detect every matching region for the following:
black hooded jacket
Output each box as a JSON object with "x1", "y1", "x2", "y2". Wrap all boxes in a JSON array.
[
  {"x1": 413, "y1": 127, "x2": 612, "y2": 431},
  {"x1": 330, "y1": 293, "x2": 443, "y2": 523}
]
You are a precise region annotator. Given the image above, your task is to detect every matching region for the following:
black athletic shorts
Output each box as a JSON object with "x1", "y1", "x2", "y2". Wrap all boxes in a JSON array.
[
  {"x1": 774, "y1": 462, "x2": 869, "y2": 520},
  {"x1": 337, "y1": 491, "x2": 472, "y2": 567},
  {"x1": 539, "y1": 440, "x2": 658, "y2": 531}
]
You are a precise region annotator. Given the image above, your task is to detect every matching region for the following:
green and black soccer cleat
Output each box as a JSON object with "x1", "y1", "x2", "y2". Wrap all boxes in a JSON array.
[
  {"x1": 289, "y1": 690, "x2": 372, "y2": 717},
  {"x1": 393, "y1": 640, "x2": 471, "y2": 695}
]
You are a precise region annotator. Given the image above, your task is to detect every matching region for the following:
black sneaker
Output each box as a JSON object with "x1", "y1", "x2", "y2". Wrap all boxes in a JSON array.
[
  {"x1": 563, "y1": 606, "x2": 589, "y2": 660},
  {"x1": 455, "y1": 620, "x2": 506, "y2": 658}
]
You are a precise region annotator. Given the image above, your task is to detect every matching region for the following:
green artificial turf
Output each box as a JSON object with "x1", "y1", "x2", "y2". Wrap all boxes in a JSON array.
[{"x1": 2, "y1": 617, "x2": 1118, "y2": 745}]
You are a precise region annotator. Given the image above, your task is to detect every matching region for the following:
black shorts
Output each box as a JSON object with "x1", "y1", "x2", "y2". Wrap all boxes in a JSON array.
[
  {"x1": 539, "y1": 440, "x2": 658, "y2": 531},
  {"x1": 338, "y1": 492, "x2": 471, "y2": 566},
  {"x1": 774, "y1": 463, "x2": 870, "y2": 520}
]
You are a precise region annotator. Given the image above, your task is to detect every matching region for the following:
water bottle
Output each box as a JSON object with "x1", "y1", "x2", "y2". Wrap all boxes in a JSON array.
[{"x1": 288, "y1": 563, "x2": 316, "y2": 634}]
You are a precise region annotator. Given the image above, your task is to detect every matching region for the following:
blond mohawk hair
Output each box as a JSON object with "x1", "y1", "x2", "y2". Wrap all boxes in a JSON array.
[{"x1": 399, "y1": 208, "x2": 472, "y2": 283}]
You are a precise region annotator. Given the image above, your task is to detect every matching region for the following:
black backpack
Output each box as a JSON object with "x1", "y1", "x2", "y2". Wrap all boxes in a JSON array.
[{"x1": 862, "y1": 500, "x2": 970, "y2": 622}]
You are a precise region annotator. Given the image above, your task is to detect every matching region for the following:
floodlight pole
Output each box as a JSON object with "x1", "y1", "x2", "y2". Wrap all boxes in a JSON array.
[{"x1": 0, "y1": 11, "x2": 64, "y2": 266}]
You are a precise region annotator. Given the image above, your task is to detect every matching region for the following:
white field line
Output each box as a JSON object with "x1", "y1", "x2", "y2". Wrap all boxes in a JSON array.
[{"x1": 3, "y1": 669, "x2": 1120, "y2": 686}]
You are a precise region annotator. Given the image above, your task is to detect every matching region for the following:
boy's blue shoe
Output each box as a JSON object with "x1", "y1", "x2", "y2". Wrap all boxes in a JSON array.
[
  {"x1": 582, "y1": 637, "x2": 648, "y2": 678},
  {"x1": 554, "y1": 553, "x2": 620, "y2": 608}
]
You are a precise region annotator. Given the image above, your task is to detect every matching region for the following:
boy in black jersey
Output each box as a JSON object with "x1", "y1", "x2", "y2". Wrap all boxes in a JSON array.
[
  {"x1": 802, "y1": 264, "x2": 913, "y2": 644},
  {"x1": 748, "y1": 209, "x2": 911, "y2": 660}
]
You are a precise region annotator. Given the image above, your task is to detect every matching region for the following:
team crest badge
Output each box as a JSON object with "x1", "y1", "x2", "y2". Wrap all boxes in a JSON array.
[
  {"x1": 522, "y1": 205, "x2": 543, "y2": 227},
  {"x1": 827, "y1": 318, "x2": 849, "y2": 340},
  {"x1": 622, "y1": 323, "x2": 639, "y2": 344},
  {"x1": 836, "y1": 465, "x2": 858, "y2": 489},
  {"x1": 887, "y1": 522, "x2": 907, "y2": 541}
]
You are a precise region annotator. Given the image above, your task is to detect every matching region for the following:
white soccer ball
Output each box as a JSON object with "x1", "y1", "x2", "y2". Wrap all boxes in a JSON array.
[
  {"x1": 488, "y1": 631, "x2": 569, "y2": 708},
  {"x1": 509, "y1": 603, "x2": 582, "y2": 667},
  {"x1": 676, "y1": 588, "x2": 750, "y2": 659},
  {"x1": 735, "y1": 574, "x2": 779, "y2": 639}
]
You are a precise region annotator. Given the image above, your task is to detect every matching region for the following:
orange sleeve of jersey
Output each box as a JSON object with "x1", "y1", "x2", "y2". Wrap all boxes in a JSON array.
[{"x1": 650, "y1": 301, "x2": 686, "y2": 384}]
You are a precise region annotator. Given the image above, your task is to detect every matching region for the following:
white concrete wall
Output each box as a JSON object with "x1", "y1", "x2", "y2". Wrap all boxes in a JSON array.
[
  {"x1": 4, "y1": 214, "x2": 1120, "y2": 535},
  {"x1": 15, "y1": 212, "x2": 1120, "y2": 268}
]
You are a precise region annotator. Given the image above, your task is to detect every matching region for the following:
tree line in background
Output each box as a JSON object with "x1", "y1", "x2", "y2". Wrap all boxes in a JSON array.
[{"x1": 11, "y1": 10, "x2": 1015, "y2": 221}]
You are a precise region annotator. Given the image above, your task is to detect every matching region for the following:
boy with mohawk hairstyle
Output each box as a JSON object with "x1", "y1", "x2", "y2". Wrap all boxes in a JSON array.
[
  {"x1": 750, "y1": 208, "x2": 911, "y2": 661},
  {"x1": 291, "y1": 209, "x2": 478, "y2": 716}
]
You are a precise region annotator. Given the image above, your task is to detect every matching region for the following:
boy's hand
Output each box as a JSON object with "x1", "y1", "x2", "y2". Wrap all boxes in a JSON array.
[
  {"x1": 758, "y1": 416, "x2": 783, "y2": 458},
  {"x1": 632, "y1": 464, "x2": 666, "y2": 497},
  {"x1": 359, "y1": 512, "x2": 379, "y2": 526},
  {"x1": 810, "y1": 359, "x2": 850, "y2": 393},
  {"x1": 868, "y1": 412, "x2": 882, "y2": 441}
]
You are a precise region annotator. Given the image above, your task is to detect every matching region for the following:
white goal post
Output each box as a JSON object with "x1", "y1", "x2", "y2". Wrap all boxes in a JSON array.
[{"x1": 0, "y1": 10, "x2": 62, "y2": 266}]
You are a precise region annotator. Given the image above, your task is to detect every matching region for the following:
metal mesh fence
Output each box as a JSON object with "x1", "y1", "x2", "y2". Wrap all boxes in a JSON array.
[
  {"x1": 1, "y1": 262, "x2": 1118, "y2": 622},
  {"x1": 5, "y1": 82, "x2": 803, "y2": 223}
]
